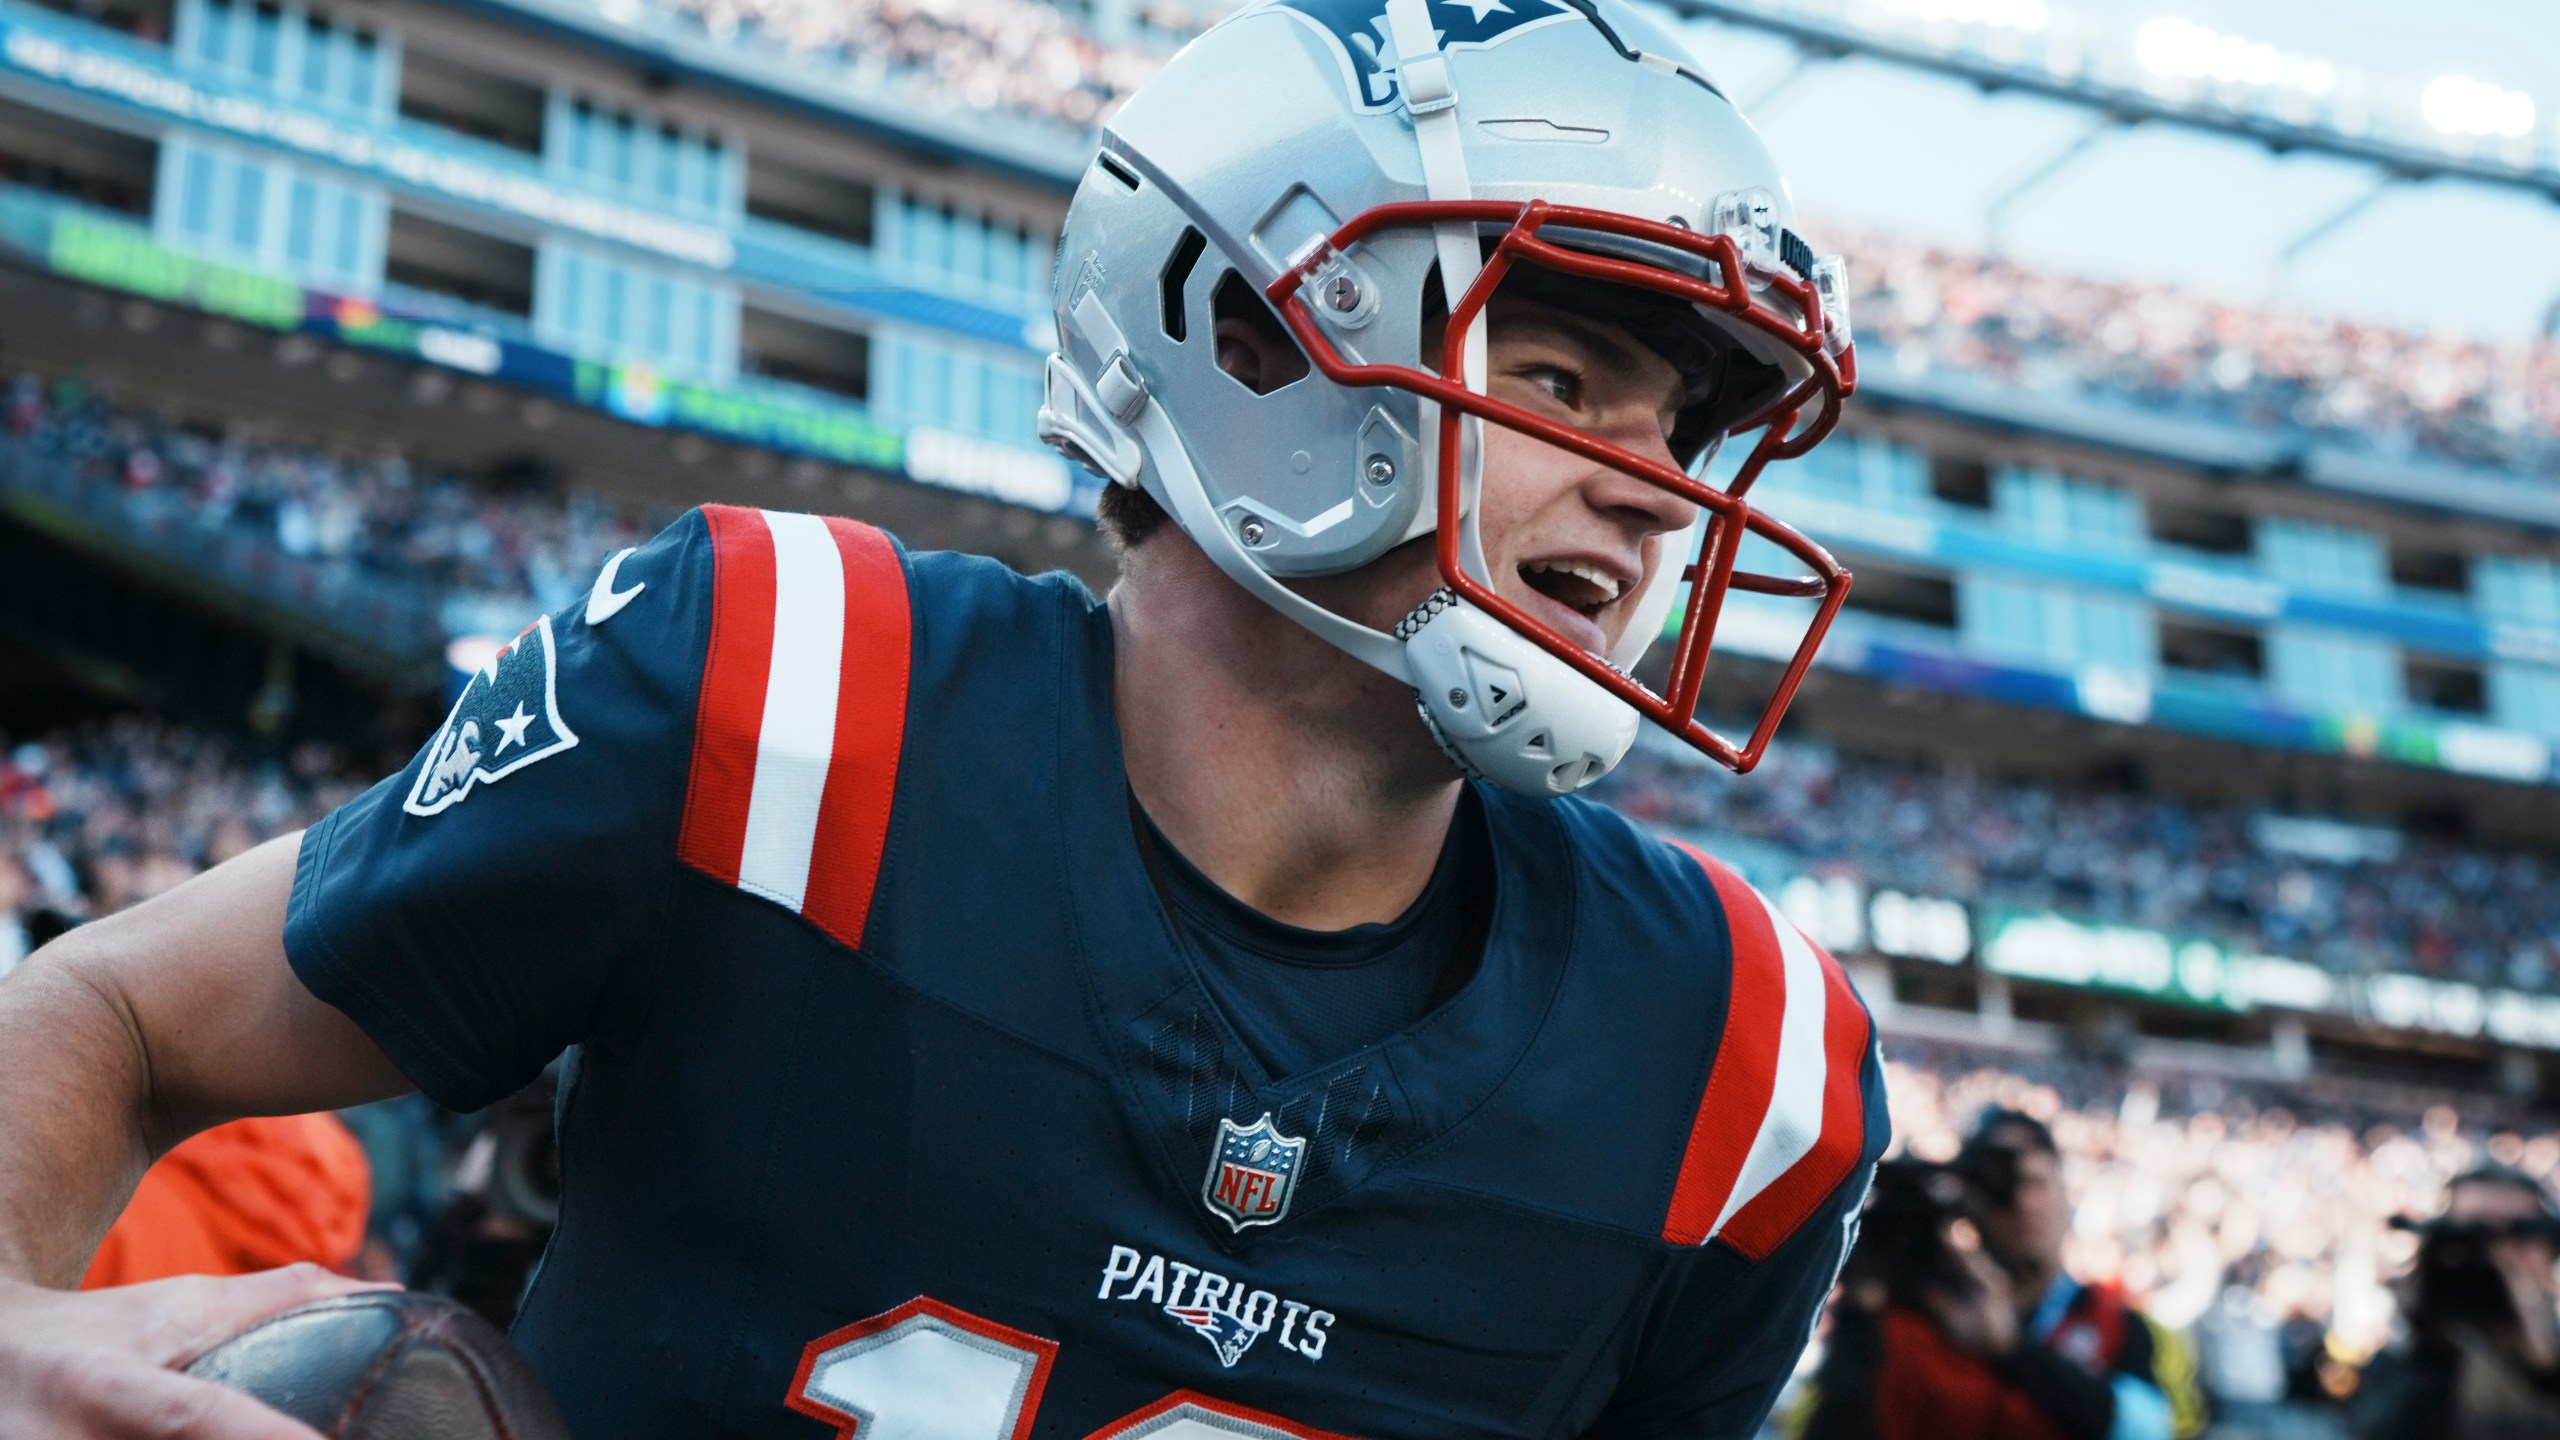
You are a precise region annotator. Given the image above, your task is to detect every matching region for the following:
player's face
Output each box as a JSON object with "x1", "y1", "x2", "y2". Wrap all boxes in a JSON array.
[
  {"x1": 1470, "y1": 297, "x2": 1701, "y2": 658},
  {"x1": 1260, "y1": 291, "x2": 1700, "y2": 660}
]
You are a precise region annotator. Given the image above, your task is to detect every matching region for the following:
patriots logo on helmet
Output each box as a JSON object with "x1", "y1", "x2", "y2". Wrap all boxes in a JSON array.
[
  {"x1": 404, "y1": 616, "x2": 579, "y2": 816},
  {"x1": 1269, "y1": 0, "x2": 1577, "y2": 112},
  {"x1": 1162, "y1": 1302, "x2": 1265, "y2": 1367}
]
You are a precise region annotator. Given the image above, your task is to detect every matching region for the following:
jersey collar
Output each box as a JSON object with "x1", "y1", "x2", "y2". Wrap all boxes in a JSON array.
[{"x1": 1055, "y1": 599, "x2": 1578, "y2": 1242}]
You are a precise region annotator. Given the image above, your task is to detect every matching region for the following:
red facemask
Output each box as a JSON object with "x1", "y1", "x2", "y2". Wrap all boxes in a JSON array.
[{"x1": 1269, "y1": 199, "x2": 1858, "y2": 774}]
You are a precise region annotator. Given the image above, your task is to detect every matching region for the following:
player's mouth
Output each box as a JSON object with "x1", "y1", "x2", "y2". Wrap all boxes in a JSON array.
[{"x1": 1516, "y1": 556, "x2": 1637, "y2": 656}]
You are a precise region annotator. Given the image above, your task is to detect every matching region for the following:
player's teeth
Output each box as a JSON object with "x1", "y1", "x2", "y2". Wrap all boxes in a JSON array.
[{"x1": 1529, "y1": 560, "x2": 1624, "y2": 602}]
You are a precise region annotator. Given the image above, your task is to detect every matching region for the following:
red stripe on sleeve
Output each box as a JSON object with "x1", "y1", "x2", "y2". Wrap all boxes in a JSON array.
[
  {"x1": 1659, "y1": 843, "x2": 1789, "y2": 1247},
  {"x1": 1719, "y1": 942, "x2": 1874, "y2": 1260},
  {"x1": 797, "y1": 518, "x2": 912, "y2": 950},
  {"x1": 679, "y1": 505, "x2": 778, "y2": 887}
]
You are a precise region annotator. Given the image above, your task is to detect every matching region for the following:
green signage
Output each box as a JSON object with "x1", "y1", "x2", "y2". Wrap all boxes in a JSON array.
[
  {"x1": 572, "y1": 362, "x2": 903, "y2": 471},
  {"x1": 1980, "y1": 908, "x2": 2338, "y2": 1013},
  {"x1": 47, "y1": 213, "x2": 301, "y2": 329}
]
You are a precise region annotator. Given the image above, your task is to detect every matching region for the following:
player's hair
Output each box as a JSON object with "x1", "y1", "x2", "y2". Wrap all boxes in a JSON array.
[{"x1": 1095, "y1": 482, "x2": 1170, "y2": 553}]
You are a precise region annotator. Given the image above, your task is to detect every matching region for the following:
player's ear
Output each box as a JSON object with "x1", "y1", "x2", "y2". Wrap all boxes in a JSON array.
[{"x1": 1210, "y1": 272, "x2": 1309, "y2": 395}]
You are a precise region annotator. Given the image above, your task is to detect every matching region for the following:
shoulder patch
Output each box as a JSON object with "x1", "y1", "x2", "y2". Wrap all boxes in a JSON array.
[
  {"x1": 405, "y1": 615, "x2": 579, "y2": 817},
  {"x1": 678, "y1": 505, "x2": 912, "y2": 950},
  {"x1": 1658, "y1": 843, "x2": 1875, "y2": 1258}
]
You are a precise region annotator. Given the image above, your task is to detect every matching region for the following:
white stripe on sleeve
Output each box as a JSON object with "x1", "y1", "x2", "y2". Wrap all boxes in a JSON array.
[
  {"x1": 1710, "y1": 886, "x2": 1832, "y2": 1238},
  {"x1": 736, "y1": 510, "x2": 847, "y2": 912}
]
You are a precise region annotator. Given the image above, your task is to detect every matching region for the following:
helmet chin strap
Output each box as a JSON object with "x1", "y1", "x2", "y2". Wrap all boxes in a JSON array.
[{"x1": 1385, "y1": 0, "x2": 1492, "y2": 591}]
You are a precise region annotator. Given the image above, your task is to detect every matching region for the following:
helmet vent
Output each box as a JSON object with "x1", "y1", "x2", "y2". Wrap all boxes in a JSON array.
[
  {"x1": 1096, "y1": 153, "x2": 1141, "y2": 191},
  {"x1": 1211, "y1": 271, "x2": 1310, "y2": 395},
  {"x1": 1159, "y1": 226, "x2": 1207, "y2": 342}
]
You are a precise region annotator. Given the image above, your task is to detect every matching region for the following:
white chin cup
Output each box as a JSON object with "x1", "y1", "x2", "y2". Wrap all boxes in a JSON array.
[{"x1": 1399, "y1": 592, "x2": 1638, "y2": 797}]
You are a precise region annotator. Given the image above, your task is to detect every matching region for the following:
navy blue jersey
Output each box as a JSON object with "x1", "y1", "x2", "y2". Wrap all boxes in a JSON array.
[{"x1": 286, "y1": 505, "x2": 1889, "y2": 1440}]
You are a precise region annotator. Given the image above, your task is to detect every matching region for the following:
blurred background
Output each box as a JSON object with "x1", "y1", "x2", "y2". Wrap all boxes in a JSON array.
[{"x1": 1, "y1": 0, "x2": 2558, "y2": 1433}]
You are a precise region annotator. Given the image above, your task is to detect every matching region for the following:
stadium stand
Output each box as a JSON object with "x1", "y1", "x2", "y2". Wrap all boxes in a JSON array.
[
  {"x1": 637, "y1": 0, "x2": 1176, "y2": 129},
  {"x1": 1839, "y1": 227, "x2": 2560, "y2": 480},
  {"x1": 1600, "y1": 741, "x2": 2560, "y2": 995},
  {"x1": 0, "y1": 716, "x2": 361, "y2": 973},
  {"x1": 6, "y1": 373, "x2": 667, "y2": 629}
]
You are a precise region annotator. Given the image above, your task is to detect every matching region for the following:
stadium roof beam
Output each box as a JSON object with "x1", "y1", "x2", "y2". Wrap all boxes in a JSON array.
[
  {"x1": 2269, "y1": 175, "x2": 2399, "y2": 292},
  {"x1": 1984, "y1": 114, "x2": 2121, "y2": 252},
  {"x1": 1667, "y1": 0, "x2": 2560, "y2": 204}
]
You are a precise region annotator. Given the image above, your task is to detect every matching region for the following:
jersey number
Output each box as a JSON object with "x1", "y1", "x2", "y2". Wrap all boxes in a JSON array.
[{"x1": 787, "y1": 1297, "x2": 1353, "y2": 1440}]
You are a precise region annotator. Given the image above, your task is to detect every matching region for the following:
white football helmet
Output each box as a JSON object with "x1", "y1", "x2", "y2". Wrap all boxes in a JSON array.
[{"x1": 1039, "y1": 0, "x2": 1856, "y2": 796}]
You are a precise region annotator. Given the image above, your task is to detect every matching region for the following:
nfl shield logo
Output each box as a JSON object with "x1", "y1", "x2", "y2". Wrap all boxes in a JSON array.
[{"x1": 1201, "y1": 1113, "x2": 1307, "y2": 1232}]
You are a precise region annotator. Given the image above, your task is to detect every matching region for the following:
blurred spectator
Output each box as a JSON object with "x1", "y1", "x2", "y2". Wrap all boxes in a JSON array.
[
  {"x1": 1801, "y1": 1108, "x2": 2205, "y2": 1439},
  {"x1": 79, "y1": 1114, "x2": 372, "y2": 1288},
  {"x1": 2346, "y1": 1165, "x2": 2560, "y2": 1440},
  {"x1": 1598, "y1": 740, "x2": 2560, "y2": 992}
]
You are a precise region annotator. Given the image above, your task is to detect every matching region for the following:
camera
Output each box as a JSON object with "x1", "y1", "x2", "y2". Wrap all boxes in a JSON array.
[
  {"x1": 1841, "y1": 1144, "x2": 2027, "y2": 1305},
  {"x1": 2389, "y1": 1212, "x2": 2560, "y2": 1328}
]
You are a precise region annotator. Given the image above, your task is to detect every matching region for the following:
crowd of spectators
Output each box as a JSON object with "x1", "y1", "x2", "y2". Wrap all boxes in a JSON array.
[
  {"x1": 4, "y1": 373, "x2": 663, "y2": 631},
  {"x1": 1838, "y1": 226, "x2": 2560, "y2": 478},
  {"x1": 0, "y1": 717, "x2": 363, "y2": 976},
  {"x1": 623, "y1": 0, "x2": 1181, "y2": 131},
  {"x1": 604, "y1": 0, "x2": 2560, "y2": 481},
  {"x1": 1599, "y1": 738, "x2": 2560, "y2": 994},
  {"x1": 1882, "y1": 1042, "x2": 2560, "y2": 1420}
]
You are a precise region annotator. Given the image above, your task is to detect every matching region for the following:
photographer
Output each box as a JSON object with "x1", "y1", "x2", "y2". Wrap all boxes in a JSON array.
[
  {"x1": 2349, "y1": 1163, "x2": 2560, "y2": 1440},
  {"x1": 1798, "y1": 1110, "x2": 2204, "y2": 1440}
]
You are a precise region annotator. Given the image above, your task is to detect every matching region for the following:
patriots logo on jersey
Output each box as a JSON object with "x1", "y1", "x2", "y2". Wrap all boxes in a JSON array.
[
  {"x1": 1267, "y1": 0, "x2": 1577, "y2": 112},
  {"x1": 1202, "y1": 1113, "x2": 1307, "y2": 1232},
  {"x1": 1163, "y1": 1302, "x2": 1264, "y2": 1367},
  {"x1": 404, "y1": 616, "x2": 579, "y2": 817}
]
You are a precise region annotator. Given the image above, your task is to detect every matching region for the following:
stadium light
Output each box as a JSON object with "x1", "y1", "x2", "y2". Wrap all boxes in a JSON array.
[
  {"x1": 1873, "y1": 0, "x2": 2049, "y2": 32},
  {"x1": 2420, "y1": 73, "x2": 2537, "y2": 139},
  {"x1": 2133, "y1": 16, "x2": 2336, "y2": 96}
]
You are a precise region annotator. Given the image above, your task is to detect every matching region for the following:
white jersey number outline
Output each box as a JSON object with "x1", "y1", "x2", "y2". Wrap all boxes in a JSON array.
[{"x1": 788, "y1": 1298, "x2": 1354, "y2": 1440}]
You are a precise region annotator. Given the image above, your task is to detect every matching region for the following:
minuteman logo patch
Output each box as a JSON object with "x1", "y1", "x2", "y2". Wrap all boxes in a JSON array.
[
  {"x1": 405, "y1": 615, "x2": 579, "y2": 816},
  {"x1": 1268, "y1": 0, "x2": 1577, "y2": 112}
]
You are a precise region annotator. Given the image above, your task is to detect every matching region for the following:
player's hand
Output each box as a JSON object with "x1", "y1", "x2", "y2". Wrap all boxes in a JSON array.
[{"x1": 0, "y1": 1265, "x2": 397, "y2": 1439}]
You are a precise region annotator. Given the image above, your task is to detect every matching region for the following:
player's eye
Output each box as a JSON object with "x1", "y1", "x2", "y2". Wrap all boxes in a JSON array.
[{"x1": 1515, "y1": 363, "x2": 1582, "y2": 408}]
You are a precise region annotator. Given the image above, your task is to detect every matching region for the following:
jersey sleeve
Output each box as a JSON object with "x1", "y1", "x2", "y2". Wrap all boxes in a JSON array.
[
  {"x1": 284, "y1": 509, "x2": 716, "y2": 1112},
  {"x1": 1591, "y1": 1047, "x2": 1887, "y2": 1440},
  {"x1": 1591, "y1": 845, "x2": 1893, "y2": 1440}
]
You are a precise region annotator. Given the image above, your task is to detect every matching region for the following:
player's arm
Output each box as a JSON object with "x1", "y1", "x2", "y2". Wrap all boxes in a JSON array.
[{"x1": 0, "y1": 832, "x2": 408, "y2": 1440}]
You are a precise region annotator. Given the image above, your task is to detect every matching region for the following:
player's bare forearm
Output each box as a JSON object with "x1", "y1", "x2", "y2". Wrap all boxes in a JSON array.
[
  {"x1": 0, "y1": 832, "x2": 410, "y2": 1287},
  {"x1": 0, "y1": 941, "x2": 156, "y2": 1287}
]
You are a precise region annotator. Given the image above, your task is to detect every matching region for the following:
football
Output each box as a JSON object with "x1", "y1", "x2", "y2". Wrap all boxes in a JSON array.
[{"x1": 184, "y1": 1291, "x2": 568, "y2": 1440}]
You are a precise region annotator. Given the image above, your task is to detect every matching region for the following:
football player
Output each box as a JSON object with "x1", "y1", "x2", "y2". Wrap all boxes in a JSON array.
[{"x1": 0, "y1": 0, "x2": 1884, "y2": 1436}]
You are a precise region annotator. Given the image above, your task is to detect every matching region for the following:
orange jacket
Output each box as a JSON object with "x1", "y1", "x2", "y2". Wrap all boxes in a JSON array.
[{"x1": 81, "y1": 1113, "x2": 371, "y2": 1288}]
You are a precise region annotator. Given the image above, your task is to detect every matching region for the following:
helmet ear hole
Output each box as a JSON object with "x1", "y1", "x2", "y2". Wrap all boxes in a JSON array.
[
  {"x1": 1210, "y1": 271, "x2": 1311, "y2": 395},
  {"x1": 1160, "y1": 227, "x2": 1207, "y2": 342}
]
